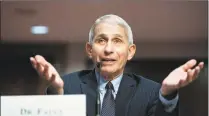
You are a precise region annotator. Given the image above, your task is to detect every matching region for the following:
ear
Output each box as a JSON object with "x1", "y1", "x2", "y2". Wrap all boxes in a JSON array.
[
  {"x1": 127, "y1": 44, "x2": 136, "y2": 61},
  {"x1": 86, "y1": 42, "x2": 93, "y2": 59}
]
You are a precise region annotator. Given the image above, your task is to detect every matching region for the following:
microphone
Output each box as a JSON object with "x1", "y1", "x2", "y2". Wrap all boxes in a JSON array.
[
  {"x1": 96, "y1": 62, "x2": 101, "y2": 70},
  {"x1": 96, "y1": 62, "x2": 101, "y2": 116}
]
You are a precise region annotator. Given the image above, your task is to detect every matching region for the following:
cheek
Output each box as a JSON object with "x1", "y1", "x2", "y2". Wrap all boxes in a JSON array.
[
  {"x1": 91, "y1": 48, "x2": 103, "y2": 61},
  {"x1": 92, "y1": 45, "x2": 103, "y2": 54},
  {"x1": 117, "y1": 50, "x2": 129, "y2": 64},
  {"x1": 91, "y1": 52, "x2": 99, "y2": 61}
]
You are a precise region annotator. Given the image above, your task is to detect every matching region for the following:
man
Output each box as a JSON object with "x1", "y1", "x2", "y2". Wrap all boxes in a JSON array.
[{"x1": 30, "y1": 14, "x2": 204, "y2": 116}]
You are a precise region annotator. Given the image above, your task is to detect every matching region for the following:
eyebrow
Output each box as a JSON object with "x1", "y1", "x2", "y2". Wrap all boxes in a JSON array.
[{"x1": 96, "y1": 34, "x2": 107, "y2": 38}]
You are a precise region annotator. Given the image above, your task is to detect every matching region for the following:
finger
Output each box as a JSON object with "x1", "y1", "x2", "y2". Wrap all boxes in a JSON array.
[
  {"x1": 182, "y1": 59, "x2": 197, "y2": 71},
  {"x1": 30, "y1": 57, "x2": 37, "y2": 69},
  {"x1": 193, "y1": 66, "x2": 201, "y2": 79},
  {"x1": 198, "y1": 62, "x2": 204, "y2": 69},
  {"x1": 43, "y1": 63, "x2": 57, "y2": 81},
  {"x1": 43, "y1": 64, "x2": 50, "y2": 80},
  {"x1": 45, "y1": 74, "x2": 56, "y2": 88},
  {"x1": 187, "y1": 66, "x2": 200, "y2": 83},
  {"x1": 49, "y1": 74, "x2": 56, "y2": 85},
  {"x1": 35, "y1": 55, "x2": 50, "y2": 75},
  {"x1": 35, "y1": 55, "x2": 48, "y2": 66},
  {"x1": 187, "y1": 69, "x2": 194, "y2": 83},
  {"x1": 37, "y1": 63, "x2": 45, "y2": 75}
]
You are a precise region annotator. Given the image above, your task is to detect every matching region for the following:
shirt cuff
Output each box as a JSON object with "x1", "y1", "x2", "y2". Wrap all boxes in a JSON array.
[{"x1": 159, "y1": 91, "x2": 179, "y2": 112}]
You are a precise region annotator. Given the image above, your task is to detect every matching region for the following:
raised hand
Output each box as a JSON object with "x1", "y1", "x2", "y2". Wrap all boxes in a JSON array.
[
  {"x1": 161, "y1": 59, "x2": 204, "y2": 96},
  {"x1": 30, "y1": 55, "x2": 64, "y2": 94}
]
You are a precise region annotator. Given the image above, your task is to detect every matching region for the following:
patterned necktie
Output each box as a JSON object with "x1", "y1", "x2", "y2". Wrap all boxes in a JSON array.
[{"x1": 101, "y1": 81, "x2": 115, "y2": 116}]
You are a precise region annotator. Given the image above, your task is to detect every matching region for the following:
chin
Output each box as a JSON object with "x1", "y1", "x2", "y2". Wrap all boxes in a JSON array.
[{"x1": 101, "y1": 67, "x2": 117, "y2": 76}]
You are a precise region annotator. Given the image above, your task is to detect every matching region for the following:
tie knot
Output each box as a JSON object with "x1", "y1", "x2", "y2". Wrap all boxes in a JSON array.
[{"x1": 105, "y1": 81, "x2": 114, "y2": 91}]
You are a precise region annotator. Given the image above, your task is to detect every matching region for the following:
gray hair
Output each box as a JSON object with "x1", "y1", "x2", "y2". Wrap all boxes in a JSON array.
[{"x1": 88, "y1": 14, "x2": 133, "y2": 45}]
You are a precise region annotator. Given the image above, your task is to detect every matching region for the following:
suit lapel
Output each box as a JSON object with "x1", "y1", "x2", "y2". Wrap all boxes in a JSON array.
[
  {"x1": 115, "y1": 73, "x2": 138, "y2": 116},
  {"x1": 80, "y1": 70, "x2": 98, "y2": 116},
  {"x1": 79, "y1": 71, "x2": 139, "y2": 116}
]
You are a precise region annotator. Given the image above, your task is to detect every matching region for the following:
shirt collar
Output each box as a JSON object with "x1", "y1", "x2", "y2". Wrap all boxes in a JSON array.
[{"x1": 95, "y1": 69, "x2": 123, "y2": 94}]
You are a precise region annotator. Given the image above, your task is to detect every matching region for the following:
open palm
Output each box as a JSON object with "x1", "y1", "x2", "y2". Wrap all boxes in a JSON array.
[{"x1": 161, "y1": 59, "x2": 204, "y2": 95}]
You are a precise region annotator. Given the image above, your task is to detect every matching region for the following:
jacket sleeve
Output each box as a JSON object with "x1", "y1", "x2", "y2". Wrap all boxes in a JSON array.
[{"x1": 146, "y1": 86, "x2": 179, "y2": 116}]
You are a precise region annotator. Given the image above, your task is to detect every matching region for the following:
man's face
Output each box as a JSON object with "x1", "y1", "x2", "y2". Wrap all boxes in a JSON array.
[{"x1": 86, "y1": 23, "x2": 136, "y2": 78}]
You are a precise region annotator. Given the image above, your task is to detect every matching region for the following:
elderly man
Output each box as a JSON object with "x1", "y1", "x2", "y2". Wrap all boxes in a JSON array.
[{"x1": 30, "y1": 14, "x2": 204, "y2": 116}]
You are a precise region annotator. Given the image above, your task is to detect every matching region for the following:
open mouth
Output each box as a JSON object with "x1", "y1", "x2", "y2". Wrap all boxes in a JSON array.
[{"x1": 101, "y1": 58, "x2": 116, "y2": 64}]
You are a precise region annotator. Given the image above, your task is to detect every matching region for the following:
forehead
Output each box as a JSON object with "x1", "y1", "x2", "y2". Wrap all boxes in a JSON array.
[{"x1": 94, "y1": 23, "x2": 127, "y2": 38}]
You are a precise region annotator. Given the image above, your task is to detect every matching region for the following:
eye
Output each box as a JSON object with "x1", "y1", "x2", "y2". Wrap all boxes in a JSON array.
[
  {"x1": 95, "y1": 38, "x2": 106, "y2": 44},
  {"x1": 113, "y1": 38, "x2": 122, "y2": 43}
]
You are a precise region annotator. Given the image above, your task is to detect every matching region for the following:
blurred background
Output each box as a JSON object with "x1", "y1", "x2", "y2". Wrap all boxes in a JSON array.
[{"x1": 0, "y1": 1, "x2": 208, "y2": 116}]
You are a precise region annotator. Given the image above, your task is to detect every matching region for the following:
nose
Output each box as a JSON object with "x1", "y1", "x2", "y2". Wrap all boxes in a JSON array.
[{"x1": 104, "y1": 41, "x2": 114, "y2": 55}]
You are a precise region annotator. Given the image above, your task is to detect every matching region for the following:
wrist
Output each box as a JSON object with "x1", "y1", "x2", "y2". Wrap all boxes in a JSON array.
[
  {"x1": 160, "y1": 88, "x2": 178, "y2": 100},
  {"x1": 47, "y1": 86, "x2": 64, "y2": 95}
]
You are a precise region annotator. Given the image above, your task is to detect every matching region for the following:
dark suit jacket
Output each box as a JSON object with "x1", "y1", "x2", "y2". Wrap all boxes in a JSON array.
[{"x1": 61, "y1": 70, "x2": 178, "y2": 116}]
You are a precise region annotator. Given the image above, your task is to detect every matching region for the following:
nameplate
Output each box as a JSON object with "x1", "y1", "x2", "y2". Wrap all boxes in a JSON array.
[{"x1": 1, "y1": 95, "x2": 86, "y2": 116}]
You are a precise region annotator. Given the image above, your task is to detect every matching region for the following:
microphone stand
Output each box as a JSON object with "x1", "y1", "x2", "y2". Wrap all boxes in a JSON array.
[{"x1": 96, "y1": 62, "x2": 101, "y2": 116}]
